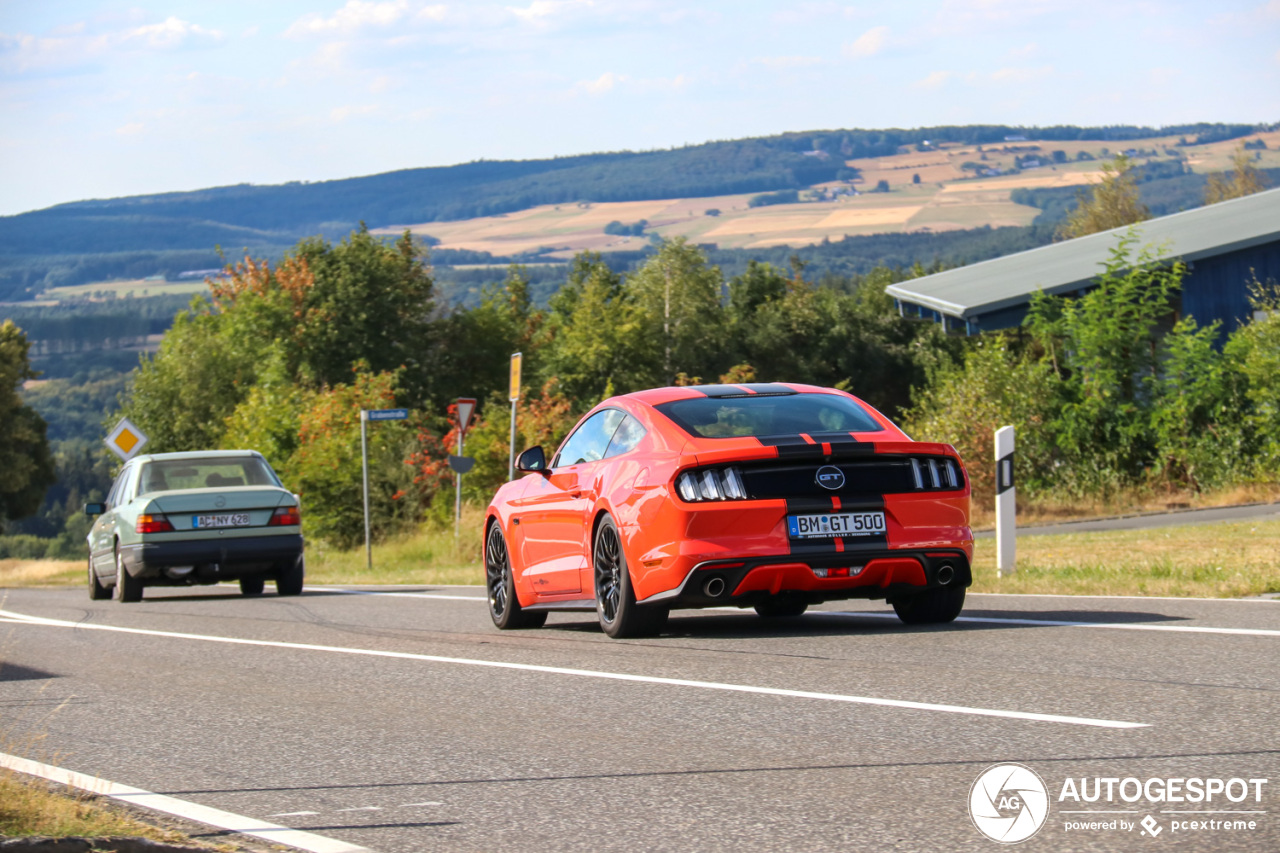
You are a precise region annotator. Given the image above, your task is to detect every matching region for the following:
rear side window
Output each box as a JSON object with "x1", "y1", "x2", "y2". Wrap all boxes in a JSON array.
[
  {"x1": 656, "y1": 393, "x2": 884, "y2": 438},
  {"x1": 554, "y1": 409, "x2": 624, "y2": 466},
  {"x1": 604, "y1": 415, "x2": 646, "y2": 458}
]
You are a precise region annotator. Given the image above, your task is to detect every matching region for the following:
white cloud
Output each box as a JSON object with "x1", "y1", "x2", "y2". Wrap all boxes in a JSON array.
[
  {"x1": 575, "y1": 70, "x2": 621, "y2": 94},
  {"x1": 753, "y1": 55, "x2": 823, "y2": 69},
  {"x1": 507, "y1": 0, "x2": 596, "y2": 24},
  {"x1": 1008, "y1": 42, "x2": 1039, "y2": 59},
  {"x1": 0, "y1": 15, "x2": 221, "y2": 74},
  {"x1": 843, "y1": 25, "x2": 889, "y2": 59},
  {"x1": 913, "y1": 70, "x2": 952, "y2": 89},
  {"x1": 123, "y1": 16, "x2": 223, "y2": 50},
  {"x1": 989, "y1": 64, "x2": 1054, "y2": 83},
  {"x1": 288, "y1": 1, "x2": 414, "y2": 37},
  {"x1": 116, "y1": 122, "x2": 145, "y2": 135}
]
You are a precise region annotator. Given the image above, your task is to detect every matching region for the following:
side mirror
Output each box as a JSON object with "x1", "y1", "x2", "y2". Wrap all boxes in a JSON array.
[
  {"x1": 85, "y1": 503, "x2": 106, "y2": 516},
  {"x1": 516, "y1": 446, "x2": 548, "y2": 474}
]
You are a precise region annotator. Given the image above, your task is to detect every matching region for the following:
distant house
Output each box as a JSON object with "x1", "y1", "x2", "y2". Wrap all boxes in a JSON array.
[
  {"x1": 1004, "y1": 134, "x2": 1027, "y2": 142},
  {"x1": 885, "y1": 187, "x2": 1280, "y2": 335}
]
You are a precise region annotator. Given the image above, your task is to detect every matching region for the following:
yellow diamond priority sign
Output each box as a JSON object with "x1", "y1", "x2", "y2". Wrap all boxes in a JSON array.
[{"x1": 105, "y1": 417, "x2": 149, "y2": 462}]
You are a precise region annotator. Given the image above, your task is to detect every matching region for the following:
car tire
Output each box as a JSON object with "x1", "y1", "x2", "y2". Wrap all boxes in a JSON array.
[
  {"x1": 276, "y1": 557, "x2": 304, "y2": 596},
  {"x1": 754, "y1": 598, "x2": 807, "y2": 618},
  {"x1": 88, "y1": 557, "x2": 110, "y2": 601},
  {"x1": 240, "y1": 576, "x2": 266, "y2": 596},
  {"x1": 891, "y1": 586, "x2": 965, "y2": 625},
  {"x1": 486, "y1": 523, "x2": 547, "y2": 629},
  {"x1": 115, "y1": 548, "x2": 143, "y2": 603},
  {"x1": 593, "y1": 515, "x2": 668, "y2": 639}
]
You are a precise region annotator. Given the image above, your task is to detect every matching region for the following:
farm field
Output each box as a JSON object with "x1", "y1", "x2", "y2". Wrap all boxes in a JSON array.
[
  {"x1": 376, "y1": 131, "x2": 1280, "y2": 257},
  {"x1": 37, "y1": 278, "x2": 209, "y2": 301}
]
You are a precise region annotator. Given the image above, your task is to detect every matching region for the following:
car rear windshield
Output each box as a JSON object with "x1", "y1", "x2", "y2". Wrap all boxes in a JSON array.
[
  {"x1": 655, "y1": 393, "x2": 884, "y2": 438},
  {"x1": 138, "y1": 457, "x2": 282, "y2": 493}
]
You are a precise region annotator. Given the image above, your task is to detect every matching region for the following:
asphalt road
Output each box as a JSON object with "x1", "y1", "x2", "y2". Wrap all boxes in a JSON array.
[{"x1": 1, "y1": 584, "x2": 1278, "y2": 852}]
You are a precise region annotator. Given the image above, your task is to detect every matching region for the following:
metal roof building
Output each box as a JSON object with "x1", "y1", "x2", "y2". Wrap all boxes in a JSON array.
[{"x1": 885, "y1": 186, "x2": 1280, "y2": 334}]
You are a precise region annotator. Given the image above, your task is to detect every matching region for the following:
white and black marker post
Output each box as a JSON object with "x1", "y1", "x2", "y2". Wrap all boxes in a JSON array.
[
  {"x1": 361, "y1": 407, "x2": 409, "y2": 569},
  {"x1": 995, "y1": 425, "x2": 1016, "y2": 575}
]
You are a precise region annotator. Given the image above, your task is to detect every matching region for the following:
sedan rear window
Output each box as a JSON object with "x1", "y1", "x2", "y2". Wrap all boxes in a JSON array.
[
  {"x1": 656, "y1": 394, "x2": 884, "y2": 438},
  {"x1": 138, "y1": 457, "x2": 282, "y2": 493}
]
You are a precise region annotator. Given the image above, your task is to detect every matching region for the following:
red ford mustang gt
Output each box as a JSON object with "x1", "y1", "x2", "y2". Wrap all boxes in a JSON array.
[{"x1": 484, "y1": 383, "x2": 972, "y2": 638}]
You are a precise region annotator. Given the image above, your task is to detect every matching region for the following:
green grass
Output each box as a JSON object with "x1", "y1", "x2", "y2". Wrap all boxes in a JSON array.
[
  {"x1": 38, "y1": 279, "x2": 208, "y2": 301},
  {"x1": 969, "y1": 518, "x2": 1280, "y2": 598}
]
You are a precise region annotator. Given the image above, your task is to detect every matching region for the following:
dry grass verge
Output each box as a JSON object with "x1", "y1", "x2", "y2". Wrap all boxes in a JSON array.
[{"x1": 0, "y1": 771, "x2": 210, "y2": 845}]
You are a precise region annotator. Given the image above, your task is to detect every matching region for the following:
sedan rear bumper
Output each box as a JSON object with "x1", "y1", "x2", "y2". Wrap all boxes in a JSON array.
[
  {"x1": 119, "y1": 534, "x2": 304, "y2": 581},
  {"x1": 641, "y1": 549, "x2": 971, "y2": 609}
]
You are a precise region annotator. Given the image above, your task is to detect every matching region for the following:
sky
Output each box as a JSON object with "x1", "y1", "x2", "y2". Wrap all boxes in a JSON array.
[{"x1": 1, "y1": 0, "x2": 1278, "y2": 216}]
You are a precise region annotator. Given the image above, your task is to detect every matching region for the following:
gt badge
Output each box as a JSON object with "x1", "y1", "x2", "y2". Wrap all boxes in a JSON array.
[{"x1": 815, "y1": 465, "x2": 845, "y2": 491}]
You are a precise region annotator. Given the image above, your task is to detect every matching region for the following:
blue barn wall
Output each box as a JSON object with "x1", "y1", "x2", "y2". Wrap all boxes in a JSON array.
[{"x1": 1181, "y1": 240, "x2": 1280, "y2": 332}]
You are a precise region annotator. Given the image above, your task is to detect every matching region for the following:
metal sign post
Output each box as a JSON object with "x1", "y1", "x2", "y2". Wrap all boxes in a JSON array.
[
  {"x1": 361, "y1": 408, "x2": 409, "y2": 569},
  {"x1": 453, "y1": 398, "x2": 477, "y2": 538},
  {"x1": 508, "y1": 352, "x2": 522, "y2": 481},
  {"x1": 995, "y1": 425, "x2": 1016, "y2": 576}
]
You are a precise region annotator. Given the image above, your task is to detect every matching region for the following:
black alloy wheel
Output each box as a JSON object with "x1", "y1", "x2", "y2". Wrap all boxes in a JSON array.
[
  {"x1": 486, "y1": 523, "x2": 546, "y2": 629},
  {"x1": 593, "y1": 515, "x2": 667, "y2": 639},
  {"x1": 891, "y1": 585, "x2": 966, "y2": 625}
]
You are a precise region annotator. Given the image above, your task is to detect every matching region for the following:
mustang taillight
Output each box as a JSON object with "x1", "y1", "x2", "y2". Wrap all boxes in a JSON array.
[
  {"x1": 909, "y1": 457, "x2": 960, "y2": 490},
  {"x1": 268, "y1": 505, "x2": 301, "y2": 526},
  {"x1": 136, "y1": 514, "x2": 174, "y2": 533},
  {"x1": 675, "y1": 467, "x2": 748, "y2": 502}
]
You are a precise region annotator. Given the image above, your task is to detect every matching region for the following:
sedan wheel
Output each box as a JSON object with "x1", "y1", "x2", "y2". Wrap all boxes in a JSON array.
[
  {"x1": 593, "y1": 515, "x2": 667, "y2": 639},
  {"x1": 486, "y1": 523, "x2": 546, "y2": 629},
  {"x1": 115, "y1": 549, "x2": 143, "y2": 603},
  {"x1": 276, "y1": 557, "x2": 304, "y2": 596},
  {"x1": 239, "y1": 576, "x2": 265, "y2": 596},
  {"x1": 88, "y1": 558, "x2": 110, "y2": 601}
]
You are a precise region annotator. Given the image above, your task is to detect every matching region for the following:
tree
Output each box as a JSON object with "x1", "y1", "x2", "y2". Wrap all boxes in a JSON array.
[
  {"x1": 0, "y1": 321, "x2": 57, "y2": 524},
  {"x1": 121, "y1": 227, "x2": 440, "y2": 452},
  {"x1": 1204, "y1": 146, "x2": 1269, "y2": 205},
  {"x1": 912, "y1": 173, "x2": 921, "y2": 184},
  {"x1": 1057, "y1": 154, "x2": 1149, "y2": 241},
  {"x1": 627, "y1": 239, "x2": 728, "y2": 385},
  {"x1": 1024, "y1": 232, "x2": 1186, "y2": 495}
]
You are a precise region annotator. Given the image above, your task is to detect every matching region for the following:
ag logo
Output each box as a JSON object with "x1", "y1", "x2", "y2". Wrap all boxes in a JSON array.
[
  {"x1": 815, "y1": 465, "x2": 845, "y2": 491},
  {"x1": 969, "y1": 763, "x2": 1049, "y2": 844}
]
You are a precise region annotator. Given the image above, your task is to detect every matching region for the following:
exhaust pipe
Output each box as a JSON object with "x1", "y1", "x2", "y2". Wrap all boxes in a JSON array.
[
  {"x1": 703, "y1": 576, "x2": 726, "y2": 598},
  {"x1": 936, "y1": 564, "x2": 955, "y2": 586}
]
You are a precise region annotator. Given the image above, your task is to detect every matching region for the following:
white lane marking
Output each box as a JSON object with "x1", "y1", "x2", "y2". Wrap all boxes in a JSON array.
[
  {"x1": 271, "y1": 811, "x2": 321, "y2": 817},
  {"x1": 403, "y1": 801, "x2": 444, "y2": 807},
  {"x1": 970, "y1": 592, "x2": 1280, "y2": 604},
  {"x1": 310, "y1": 587, "x2": 485, "y2": 602},
  {"x1": 0, "y1": 608, "x2": 1146, "y2": 729},
  {"x1": 811, "y1": 610, "x2": 1280, "y2": 637},
  {"x1": 0, "y1": 751, "x2": 371, "y2": 853}
]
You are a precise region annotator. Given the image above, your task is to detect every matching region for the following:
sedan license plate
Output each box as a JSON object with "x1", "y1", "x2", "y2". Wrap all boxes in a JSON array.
[
  {"x1": 193, "y1": 513, "x2": 250, "y2": 529},
  {"x1": 788, "y1": 511, "x2": 885, "y2": 539}
]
